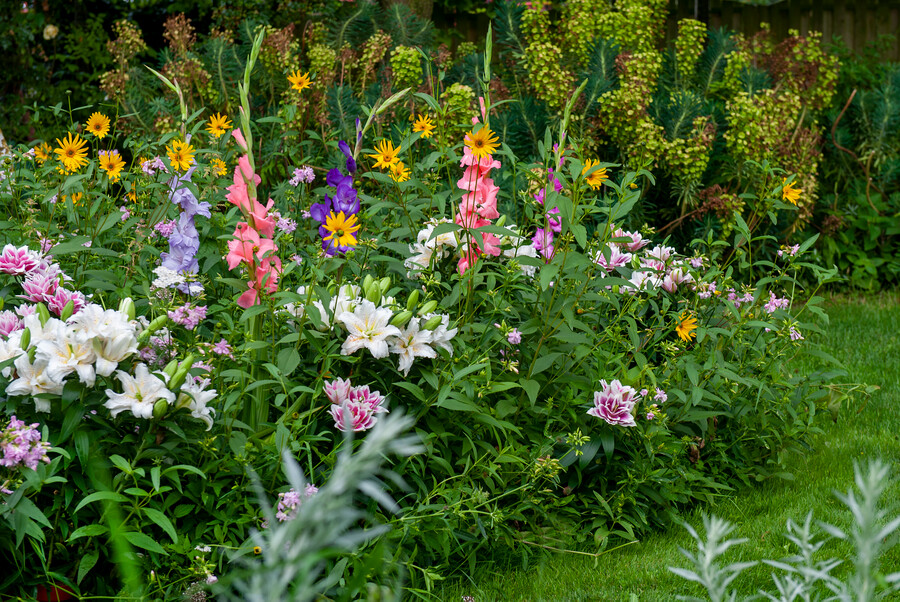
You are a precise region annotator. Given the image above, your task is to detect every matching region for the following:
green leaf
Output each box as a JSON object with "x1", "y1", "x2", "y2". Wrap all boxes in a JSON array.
[
  {"x1": 142, "y1": 508, "x2": 178, "y2": 544},
  {"x1": 74, "y1": 491, "x2": 129, "y2": 513},
  {"x1": 69, "y1": 524, "x2": 109, "y2": 541},
  {"x1": 122, "y1": 531, "x2": 168, "y2": 555},
  {"x1": 522, "y1": 379, "x2": 540, "y2": 405},
  {"x1": 77, "y1": 550, "x2": 99, "y2": 584}
]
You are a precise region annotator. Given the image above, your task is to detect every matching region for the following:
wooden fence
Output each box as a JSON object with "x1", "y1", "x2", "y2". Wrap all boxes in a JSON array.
[{"x1": 668, "y1": 0, "x2": 900, "y2": 61}]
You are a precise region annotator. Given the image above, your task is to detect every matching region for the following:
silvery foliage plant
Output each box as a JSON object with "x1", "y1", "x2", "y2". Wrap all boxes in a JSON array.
[
  {"x1": 670, "y1": 460, "x2": 900, "y2": 601},
  {"x1": 212, "y1": 411, "x2": 422, "y2": 602}
]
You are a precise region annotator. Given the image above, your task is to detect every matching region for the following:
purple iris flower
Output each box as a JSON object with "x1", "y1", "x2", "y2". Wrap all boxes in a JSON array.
[{"x1": 338, "y1": 140, "x2": 356, "y2": 174}]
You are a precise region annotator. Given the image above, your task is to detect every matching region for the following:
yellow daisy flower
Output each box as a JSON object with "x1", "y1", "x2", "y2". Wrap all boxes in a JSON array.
[
  {"x1": 412, "y1": 114, "x2": 435, "y2": 139},
  {"x1": 389, "y1": 161, "x2": 410, "y2": 182},
  {"x1": 98, "y1": 149, "x2": 126, "y2": 182},
  {"x1": 367, "y1": 139, "x2": 400, "y2": 170},
  {"x1": 464, "y1": 126, "x2": 499, "y2": 160},
  {"x1": 34, "y1": 142, "x2": 51, "y2": 164},
  {"x1": 582, "y1": 159, "x2": 608, "y2": 190},
  {"x1": 166, "y1": 140, "x2": 195, "y2": 172},
  {"x1": 210, "y1": 157, "x2": 227, "y2": 176},
  {"x1": 53, "y1": 132, "x2": 89, "y2": 173},
  {"x1": 287, "y1": 70, "x2": 312, "y2": 93},
  {"x1": 676, "y1": 311, "x2": 698, "y2": 343},
  {"x1": 323, "y1": 211, "x2": 361, "y2": 248},
  {"x1": 782, "y1": 178, "x2": 801, "y2": 205},
  {"x1": 85, "y1": 112, "x2": 111, "y2": 139},
  {"x1": 206, "y1": 112, "x2": 232, "y2": 138}
]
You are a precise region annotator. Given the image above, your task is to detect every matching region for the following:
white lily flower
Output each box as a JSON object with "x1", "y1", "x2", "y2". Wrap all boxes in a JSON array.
[
  {"x1": 388, "y1": 317, "x2": 436, "y2": 376},
  {"x1": 0, "y1": 332, "x2": 25, "y2": 378},
  {"x1": 176, "y1": 378, "x2": 217, "y2": 430},
  {"x1": 338, "y1": 300, "x2": 401, "y2": 359},
  {"x1": 422, "y1": 313, "x2": 458, "y2": 355},
  {"x1": 6, "y1": 354, "x2": 64, "y2": 411},
  {"x1": 36, "y1": 329, "x2": 97, "y2": 387},
  {"x1": 104, "y1": 363, "x2": 175, "y2": 419}
]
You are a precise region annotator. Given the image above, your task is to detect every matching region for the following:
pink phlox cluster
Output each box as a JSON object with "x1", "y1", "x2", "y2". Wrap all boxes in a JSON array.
[
  {"x1": 289, "y1": 166, "x2": 315, "y2": 186},
  {"x1": 224, "y1": 139, "x2": 283, "y2": 308},
  {"x1": 455, "y1": 130, "x2": 502, "y2": 274},
  {"x1": 654, "y1": 388, "x2": 668, "y2": 403},
  {"x1": 154, "y1": 219, "x2": 177, "y2": 237},
  {"x1": 507, "y1": 328, "x2": 522, "y2": 345},
  {"x1": 587, "y1": 379, "x2": 638, "y2": 427},
  {"x1": 325, "y1": 378, "x2": 389, "y2": 432},
  {"x1": 0, "y1": 415, "x2": 51, "y2": 471},
  {"x1": 695, "y1": 280, "x2": 717, "y2": 299},
  {"x1": 790, "y1": 326, "x2": 804, "y2": 341},
  {"x1": 777, "y1": 244, "x2": 801, "y2": 258},
  {"x1": 764, "y1": 292, "x2": 790, "y2": 314},
  {"x1": 210, "y1": 338, "x2": 234, "y2": 359},
  {"x1": 726, "y1": 288, "x2": 754, "y2": 308},
  {"x1": 167, "y1": 304, "x2": 207, "y2": 331},
  {"x1": 274, "y1": 484, "x2": 319, "y2": 523}
]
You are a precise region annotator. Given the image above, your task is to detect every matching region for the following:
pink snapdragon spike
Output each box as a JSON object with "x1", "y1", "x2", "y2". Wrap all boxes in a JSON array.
[
  {"x1": 587, "y1": 379, "x2": 638, "y2": 427},
  {"x1": 231, "y1": 128, "x2": 249, "y2": 153},
  {"x1": 0, "y1": 244, "x2": 42, "y2": 276}
]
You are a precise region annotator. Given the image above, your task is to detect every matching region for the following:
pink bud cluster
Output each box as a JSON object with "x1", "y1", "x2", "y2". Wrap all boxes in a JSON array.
[
  {"x1": 324, "y1": 377, "x2": 389, "y2": 432},
  {"x1": 224, "y1": 130, "x2": 282, "y2": 308}
]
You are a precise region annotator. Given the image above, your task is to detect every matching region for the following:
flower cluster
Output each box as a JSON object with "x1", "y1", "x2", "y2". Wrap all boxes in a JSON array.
[
  {"x1": 0, "y1": 416, "x2": 50, "y2": 472},
  {"x1": 0, "y1": 245, "x2": 85, "y2": 316},
  {"x1": 310, "y1": 142, "x2": 361, "y2": 255},
  {"x1": 456, "y1": 118, "x2": 502, "y2": 274},
  {"x1": 287, "y1": 283, "x2": 457, "y2": 375},
  {"x1": 588, "y1": 379, "x2": 639, "y2": 427},
  {"x1": 324, "y1": 377, "x2": 389, "y2": 432},
  {"x1": 405, "y1": 218, "x2": 459, "y2": 276},
  {"x1": 167, "y1": 303, "x2": 207, "y2": 330},
  {"x1": 160, "y1": 165, "x2": 210, "y2": 296},
  {"x1": 224, "y1": 129, "x2": 282, "y2": 308},
  {"x1": 274, "y1": 484, "x2": 318, "y2": 522}
]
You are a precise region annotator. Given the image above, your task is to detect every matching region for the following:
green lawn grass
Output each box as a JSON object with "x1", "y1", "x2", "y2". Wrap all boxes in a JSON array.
[{"x1": 437, "y1": 293, "x2": 900, "y2": 602}]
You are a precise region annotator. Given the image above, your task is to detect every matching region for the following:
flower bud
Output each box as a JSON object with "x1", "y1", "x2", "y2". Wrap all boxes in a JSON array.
[
  {"x1": 162, "y1": 359, "x2": 178, "y2": 379},
  {"x1": 168, "y1": 366, "x2": 190, "y2": 392},
  {"x1": 379, "y1": 277, "x2": 391, "y2": 294},
  {"x1": 418, "y1": 300, "x2": 438, "y2": 316},
  {"x1": 364, "y1": 281, "x2": 382, "y2": 304},
  {"x1": 362, "y1": 274, "x2": 375, "y2": 292},
  {"x1": 422, "y1": 315, "x2": 443, "y2": 331},
  {"x1": 153, "y1": 399, "x2": 169, "y2": 419},
  {"x1": 19, "y1": 327, "x2": 31, "y2": 350},
  {"x1": 496, "y1": 214, "x2": 507, "y2": 227},
  {"x1": 36, "y1": 303, "x2": 50, "y2": 326},
  {"x1": 405, "y1": 289, "x2": 420, "y2": 312},
  {"x1": 118, "y1": 297, "x2": 136, "y2": 321},
  {"x1": 0, "y1": 297, "x2": 4, "y2": 310},
  {"x1": 390, "y1": 310, "x2": 413, "y2": 328},
  {"x1": 137, "y1": 315, "x2": 168, "y2": 345},
  {"x1": 60, "y1": 300, "x2": 75, "y2": 321}
]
